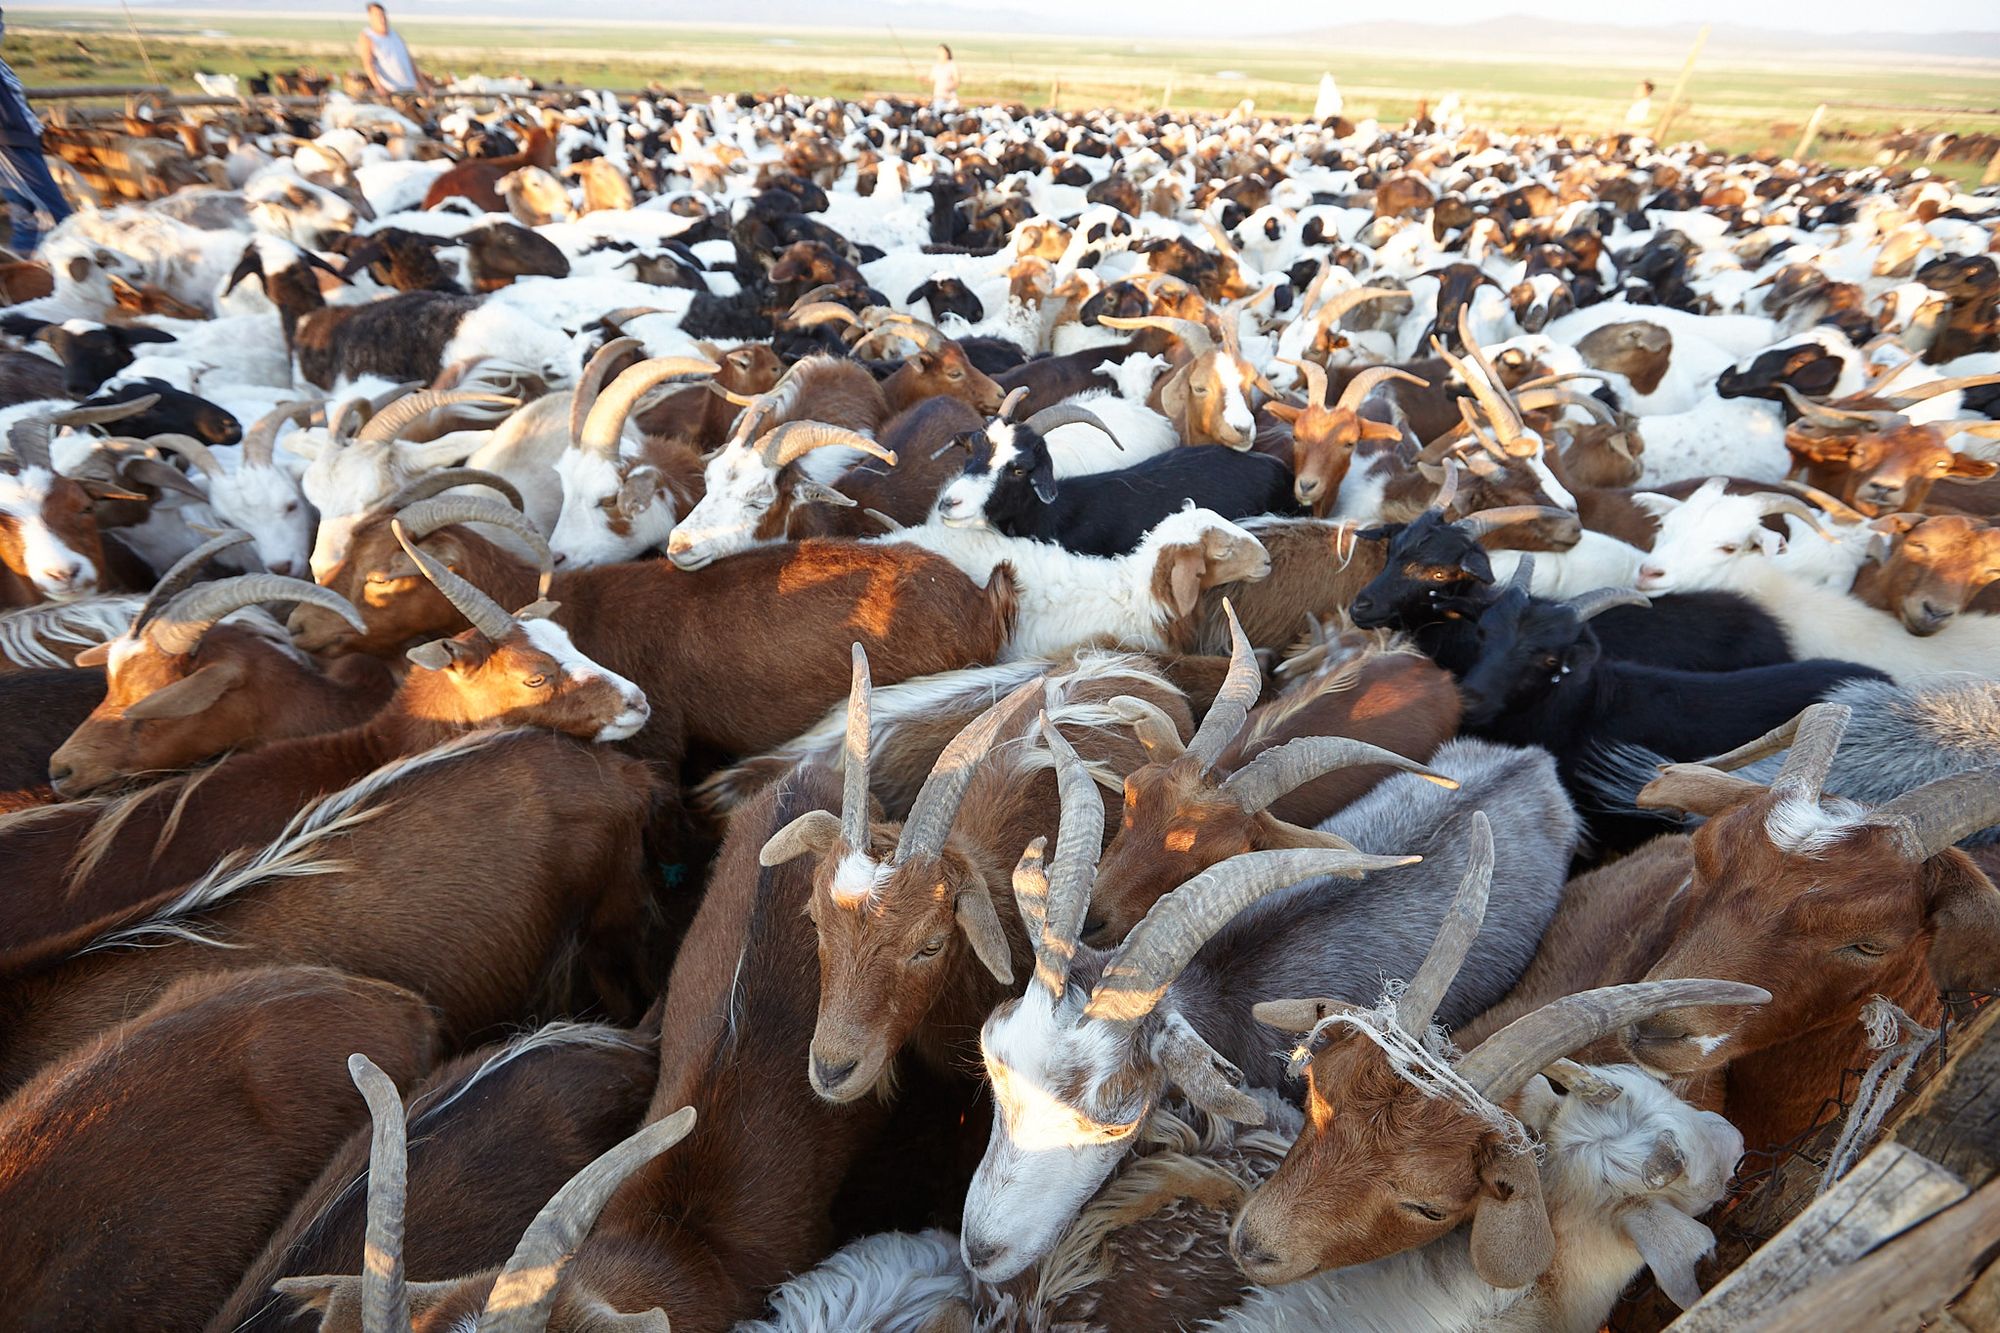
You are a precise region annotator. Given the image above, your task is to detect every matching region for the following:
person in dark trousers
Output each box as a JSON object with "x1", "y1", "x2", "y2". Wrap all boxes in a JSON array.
[{"x1": 0, "y1": 10, "x2": 69, "y2": 253}]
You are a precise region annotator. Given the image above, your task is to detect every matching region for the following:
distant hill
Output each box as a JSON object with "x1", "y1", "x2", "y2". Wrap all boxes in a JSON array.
[{"x1": 1294, "y1": 16, "x2": 2000, "y2": 60}]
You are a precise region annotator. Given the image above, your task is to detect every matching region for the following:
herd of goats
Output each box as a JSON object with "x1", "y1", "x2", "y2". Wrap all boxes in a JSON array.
[{"x1": 0, "y1": 84, "x2": 1998, "y2": 1333}]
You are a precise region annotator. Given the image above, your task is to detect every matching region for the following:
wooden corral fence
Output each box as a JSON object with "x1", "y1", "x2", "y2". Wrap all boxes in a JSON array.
[{"x1": 1665, "y1": 1000, "x2": 2000, "y2": 1329}]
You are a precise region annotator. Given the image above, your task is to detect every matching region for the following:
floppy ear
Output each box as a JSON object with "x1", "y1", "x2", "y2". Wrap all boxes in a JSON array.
[
  {"x1": 1360, "y1": 418, "x2": 1405, "y2": 443},
  {"x1": 73, "y1": 642, "x2": 113, "y2": 667},
  {"x1": 1030, "y1": 459, "x2": 1058, "y2": 505},
  {"x1": 792, "y1": 479, "x2": 855, "y2": 508},
  {"x1": 1460, "y1": 544, "x2": 1496, "y2": 583},
  {"x1": 954, "y1": 880, "x2": 1014, "y2": 985},
  {"x1": 1160, "y1": 369, "x2": 1189, "y2": 426},
  {"x1": 405, "y1": 638, "x2": 464, "y2": 672},
  {"x1": 1468, "y1": 1144, "x2": 1554, "y2": 1289},
  {"x1": 1947, "y1": 454, "x2": 1999, "y2": 481},
  {"x1": 1637, "y1": 763, "x2": 1769, "y2": 817},
  {"x1": 1160, "y1": 546, "x2": 1205, "y2": 618},
  {"x1": 1620, "y1": 1196, "x2": 1717, "y2": 1310},
  {"x1": 1628, "y1": 491, "x2": 1681, "y2": 519},
  {"x1": 616, "y1": 465, "x2": 664, "y2": 516},
  {"x1": 1264, "y1": 400, "x2": 1303, "y2": 425},
  {"x1": 1924, "y1": 847, "x2": 2000, "y2": 1000},
  {"x1": 1152, "y1": 1008, "x2": 1264, "y2": 1125},
  {"x1": 122, "y1": 658, "x2": 247, "y2": 720}
]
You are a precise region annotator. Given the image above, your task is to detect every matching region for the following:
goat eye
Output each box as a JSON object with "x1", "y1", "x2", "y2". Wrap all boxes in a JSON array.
[
  {"x1": 913, "y1": 935, "x2": 948, "y2": 961},
  {"x1": 524, "y1": 674, "x2": 550, "y2": 689},
  {"x1": 1843, "y1": 941, "x2": 1888, "y2": 958},
  {"x1": 1401, "y1": 1202, "x2": 1447, "y2": 1222},
  {"x1": 1717, "y1": 543, "x2": 1738, "y2": 555},
  {"x1": 284, "y1": 501, "x2": 299, "y2": 514}
]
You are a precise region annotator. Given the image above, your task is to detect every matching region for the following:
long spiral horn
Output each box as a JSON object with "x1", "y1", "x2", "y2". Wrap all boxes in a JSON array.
[
  {"x1": 391, "y1": 518, "x2": 515, "y2": 643},
  {"x1": 356, "y1": 391, "x2": 519, "y2": 445}
]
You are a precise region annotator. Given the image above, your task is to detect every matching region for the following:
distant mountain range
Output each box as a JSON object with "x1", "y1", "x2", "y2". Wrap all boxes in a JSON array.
[{"x1": 34, "y1": 1, "x2": 2000, "y2": 56}]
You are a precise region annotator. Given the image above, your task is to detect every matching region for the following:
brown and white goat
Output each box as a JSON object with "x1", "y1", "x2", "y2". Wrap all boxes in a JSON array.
[
  {"x1": 1266, "y1": 360, "x2": 1425, "y2": 513},
  {"x1": 0, "y1": 399, "x2": 158, "y2": 606},
  {"x1": 1850, "y1": 511, "x2": 2000, "y2": 635},
  {"x1": 1099, "y1": 313, "x2": 1267, "y2": 449},
  {"x1": 49, "y1": 532, "x2": 391, "y2": 795},
  {"x1": 1171, "y1": 516, "x2": 1389, "y2": 653},
  {"x1": 1459, "y1": 702, "x2": 2000, "y2": 1154},
  {"x1": 0, "y1": 965, "x2": 438, "y2": 1329},
  {"x1": 760, "y1": 644, "x2": 1187, "y2": 1104},
  {"x1": 1089, "y1": 617, "x2": 1460, "y2": 941},
  {"x1": 1782, "y1": 373, "x2": 2000, "y2": 514}
]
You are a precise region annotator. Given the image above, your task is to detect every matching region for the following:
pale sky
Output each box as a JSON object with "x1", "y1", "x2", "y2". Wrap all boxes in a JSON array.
[{"x1": 978, "y1": 0, "x2": 1997, "y2": 34}]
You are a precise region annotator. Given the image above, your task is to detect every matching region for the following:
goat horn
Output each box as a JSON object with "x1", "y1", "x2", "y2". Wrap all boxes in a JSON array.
[
  {"x1": 1756, "y1": 492, "x2": 1835, "y2": 539},
  {"x1": 1023, "y1": 403, "x2": 1119, "y2": 446},
  {"x1": 870, "y1": 311, "x2": 951, "y2": 350},
  {"x1": 597, "y1": 306, "x2": 667, "y2": 330},
  {"x1": 377, "y1": 467, "x2": 524, "y2": 516},
  {"x1": 358, "y1": 391, "x2": 518, "y2": 445},
  {"x1": 581, "y1": 356, "x2": 719, "y2": 458},
  {"x1": 1543, "y1": 1057, "x2": 1621, "y2": 1104},
  {"x1": 1200, "y1": 214, "x2": 1243, "y2": 262},
  {"x1": 1779, "y1": 385, "x2": 1901, "y2": 431},
  {"x1": 1186, "y1": 601, "x2": 1259, "y2": 773},
  {"x1": 1509, "y1": 553, "x2": 1537, "y2": 592},
  {"x1": 1099, "y1": 314, "x2": 1216, "y2": 359},
  {"x1": 1863, "y1": 763, "x2": 2000, "y2": 861},
  {"x1": 841, "y1": 643, "x2": 873, "y2": 855},
  {"x1": 996, "y1": 386, "x2": 1030, "y2": 421},
  {"x1": 128, "y1": 530, "x2": 253, "y2": 636},
  {"x1": 395, "y1": 496, "x2": 554, "y2": 598},
  {"x1": 476, "y1": 1106, "x2": 696, "y2": 1333},
  {"x1": 1085, "y1": 846, "x2": 1421, "y2": 1025},
  {"x1": 788, "y1": 301, "x2": 862, "y2": 328},
  {"x1": 894, "y1": 674, "x2": 1044, "y2": 865},
  {"x1": 392, "y1": 519, "x2": 515, "y2": 644},
  {"x1": 149, "y1": 574, "x2": 365, "y2": 658},
  {"x1": 327, "y1": 396, "x2": 372, "y2": 444},
  {"x1": 5, "y1": 415, "x2": 54, "y2": 471},
  {"x1": 145, "y1": 433, "x2": 222, "y2": 479},
  {"x1": 1335, "y1": 366, "x2": 1428, "y2": 416},
  {"x1": 1279, "y1": 357, "x2": 1329, "y2": 412},
  {"x1": 1566, "y1": 587, "x2": 1651, "y2": 621},
  {"x1": 567, "y1": 336, "x2": 645, "y2": 448},
  {"x1": 759, "y1": 421, "x2": 896, "y2": 470},
  {"x1": 1314, "y1": 285, "x2": 1409, "y2": 331},
  {"x1": 1396, "y1": 811, "x2": 1493, "y2": 1034},
  {"x1": 1222, "y1": 737, "x2": 1457, "y2": 815},
  {"x1": 1426, "y1": 457, "x2": 1463, "y2": 516},
  {"x1": 1883, "y1": 372, "x2": 2000, "y2": 409},
  {"x1": 1458, "y1": 505, "x2": 1576, "y2": 542},
  {"x1": 1458, "y1": 979, "x2": 1771, "y2": 1102},
  {"x1": 1516, "y1": 387, "x2": 1615, "y2": 425},
  {"x1": 1438, "y1": 311, "x2": 1524, "y2": 446},
  {"x1": 52, "y1": 394, "x2": 161, "y2": 429},
  {"x1": 243, "y1": 400, "x2": 319, "y2": 469},
  {"x1": 788, "y1": 285, "x2": 853, "y2": 311},
  {"x1": 1750, "y1": 702, "x2": 1851, "y2": 802},
  {"x1": 346, "y1": 1054, "x2": 410, "y2": 1333},
  {"x1": 1778, "y1": 479, "x2": 1871, "y2": 526},
  {"x1": 368, "y1": 381, "x2": 424, "y2": 415},
  {"x1": 1108, "y1": 694, "x2": 1186, "y2": 759},
  {"x1": 1017, "y1": 713, "x2": 1104, "y2": 999}
]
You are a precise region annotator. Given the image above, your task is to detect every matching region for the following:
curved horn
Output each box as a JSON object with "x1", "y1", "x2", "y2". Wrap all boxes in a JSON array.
[
  {"x1": 1186, "y1": 601, "x2": 1259, "y2": 773},
  {"x1": 1566, "y1": 587, "x2": 1652, "y2": 621},
  {"x1": 243, "y1": 400, "x2": 319, "y2": 469},
  {"x1": 1458, "y1": 505, "x2": 1576, "y2": 542},
  {"x1": 1099, "y1": 314, "x2": 1217, "y2": 359},
  {"x1": 996, "y1": 386, "x2": 1030, "y2": 421},
  {"x1": 788, "y1": 301, "x2": 862, "y2": 329},
  {"x1": 1335, "y1": 365, "x2": 1428, "y2": 415},
  {"x1": 1016, "y1": 713, "x2": 1104, "y2": 998},
  {"x1": 1313, "y1": 285, "x2": 1409, "y2": 330},
  {"x1": 758, "y1": 421, "x2": 896, "y2": 470},
  {"x1": 1779, "y1": 385, "x2": 1901, "y2": 432},
  {"x1": 580, "y1": 355, "x2": 719, "y2": 457},
  {"x1": 1863, "y1": 763, "x2": 2000, "y2": 861},
  {"x1": 368, "y1": 381, "x2": 424, "y2": 415},
  {"x1": 391, "y1": 519, "x2": 515, "y2": 643},
  {"x1": 395, "y1": 495, "x2": 554, "y2": 596},
  {"x1": 1457, "y1": 979, "x2": 1772, "y2": 1102},
  {"x1": 1779, "y1": 479, "x2": 1871, "y2": 526},
  {"x1": 1426, "y1": 457, "x2": 1462, "y2": 516},
  {"x1": 5, "y1": 416, "x2": 53, "y2": 470},
  {"x1": 378, "y1": 467, "x2": 525, "y2": 515},
  {"x1": 1085, "y1": 846, "x2": 1422, "y2": 1025},
  {"x1": 326, "y1": 396, "x2": 372, "y2": 444},
  {"x1": 894, "y1": 674, "x2": 1044, "y2": 864},
  {"x1": 1442, "y1": 308, "x2": 1525, "y2": 444},
  {"x1": 1200, "y1": 214, "x2": 1243, "y2": 263},
  {"x1": 1221, "y1": 736, "x2": 1457, "y2": 815},
  {"x1": 1884, "y1": 372, "x2": 2000, "y2": 410},
  {"x1": 475, "y1": 1107, "x2": 697, "y2": 1333},
  {"x1": 1108, "y1": 694, "x2": 1186, "y2": 759},
  {"x1": 346, "y1": 1054, "x2": 410, "y2": 1333},
  {"x1": 567, "y1": 336, "x2": 644, "y2": 449},
  {"x1": 146, "y1": 433, "x2": 222, "y2": 479},
  {"x1": 1516, "y1": 387, "x2": 1615, "y2": 425},
  {"x1": 53, "y1": 394, "x2": 161, "y2": 429},
  {"x1": 356, "y1": 391, "x2": 518, "y2": 445},
  {"x1": 1023, "y1": 402, "x2": 1119, "y2": 446},
  {"x1": 149, "y1": 573, "x2": 366, "y2": 657},
  {"x1": 840, "y1": 643, "x2": 873, "y2": 855},
  {"x1": 1396, "y1": 810, "x2": 1493, "y2": 1033},
  {"x1": 1279, "y1": 357, "x2": 1329, "y2": 412},
  {"x1": 128, "y1": 530, "x2": 254, "y2": 636},
  {"x1": 1509, "y1": 553, "x2": 1537, "y2": 592}
]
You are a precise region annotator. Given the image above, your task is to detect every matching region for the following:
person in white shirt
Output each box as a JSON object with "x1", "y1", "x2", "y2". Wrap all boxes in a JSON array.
[
  {"x1": 357, "y1": 3, "x2": 423, "y2": 97},
  {"x1": 930, "y1": 44, "x2": 959, "y2": 112},
  {"x1": 1625, "y1": 79, "x2": 1655, "y2": 130}
]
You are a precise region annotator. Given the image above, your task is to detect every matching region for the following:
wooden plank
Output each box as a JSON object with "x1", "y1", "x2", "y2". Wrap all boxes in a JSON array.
[
  {"x1": 1948, "y1": 1255, "x2": 2000, "y2": 1332},
  {"x1": 1668, "y1": 1143, "x2": 1967, "y2": 1331},
  {"x1": 1892, "y1": 1002, "x2": 2000, "y2": 1189},
  {"x1": 1750, "y1": 1178, "x2": 2000, "y2": 1333}
]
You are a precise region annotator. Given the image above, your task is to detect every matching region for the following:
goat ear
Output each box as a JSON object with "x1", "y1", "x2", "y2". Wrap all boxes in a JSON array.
[
  {"x1": 1468, "y1": 1145, "x2": 1554, "y2": 1290},
  {"x1": 1637, "y1": 764, "x2": 1768, "y2": 818},
  {"x1": 1361, "y1": 418, "x2": 1404, "y2": 442},
  {"x1": 1254, "y1": 812, "x2": 1365, "y2": 854},
  {"x1": 1948, "y1": 455, "x2": 1999, "y2": 480},
  {"x1": 576, "y1": 1306, "x2": 671, "y2": 1333},
  {"x1": 1160, "y1": 547, "x2": 1205, "y2": 618},
  {"x1": 759, "y1": 809, "x2": 842, "y2": 866},
  {"x1": 405, "y1": 639, "x2": 460, "y2": 673},
  {"x1": 1628, "y1": 491, "x2": 1680, "y2": 519},
  {"x1": 616, "y1": 465, "x2": 664, "y2": 515},
  {"x1": 123, "y1": 659, "x2": 247, "y2": 720},
  {"x1": 1159, "y1": 369, "x2": 1189, "y2": 426},
  {"x1": 73, "y1": 642, "x2": 113, "y2": 667},
  {"x1": 792, "y1": 479, "x2": 856, "y2": 508},
  {"x1": 955, "y1": 881, "x2": 1015, "y2": 985},
  {"x1": 1923, "y1": 848, "x2": 2000, "y2": 1000},
  {"x1": 1751, "y1": 524, "x2": 1788, "y2": 557},
  {"x1": 271, "y1": 1273, "x2": 356, "y2": 1317},
  {"x1": 1620, "y1": 1196, "x2": 1716, "y2": 1310},
  {"x1": 1264, "y1": 400, "x2": 1302, "y2": 425}
]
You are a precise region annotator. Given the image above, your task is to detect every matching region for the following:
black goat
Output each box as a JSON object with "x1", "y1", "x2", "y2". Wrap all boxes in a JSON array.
[
  {"x1": 937, "y1": 407, "x2": 1300, "y2": 557},
  {"x1": 1715, "y1": 333, "x2": 1849, "y2": 411},
  {"x1": 905, "y1": 276, "x2": 983, "y2": 325},
  {"x1": 83, "y1": 378, "x2": 242, "y2": 446},
  {"x1": 0, "y1": 667, "x2": 105, "y2": 798},
  {"x1": 0, "y1": 317, "x2": 176, "y2": 396},
  {"x1": 1350, "y1": 508, "x2": 1793, "y2": 674}
]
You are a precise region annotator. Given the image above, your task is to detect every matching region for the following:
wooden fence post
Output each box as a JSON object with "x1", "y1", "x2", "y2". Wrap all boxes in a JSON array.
[{"x1": 1794, "y1": 104, "x2": 1827, "y2": 162}]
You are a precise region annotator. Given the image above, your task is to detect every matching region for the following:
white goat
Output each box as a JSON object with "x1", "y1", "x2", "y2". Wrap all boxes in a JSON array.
[{"x1": 1632, "y1": 478, "x2": 1878, "y2": 596}]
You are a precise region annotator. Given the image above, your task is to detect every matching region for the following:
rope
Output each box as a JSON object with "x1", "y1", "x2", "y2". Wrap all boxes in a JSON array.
[
  {"x1": 1816, "y1": 996, "x2": 1938, "y2": 1196},
  {"x1": 1290, "y1": 982, "x2": 1538, "y2": 1158}
]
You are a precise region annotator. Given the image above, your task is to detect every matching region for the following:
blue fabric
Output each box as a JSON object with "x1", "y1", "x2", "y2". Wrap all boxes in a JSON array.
[{"x1": 0, "y1": 140, "x2": 69, "y2": 252}]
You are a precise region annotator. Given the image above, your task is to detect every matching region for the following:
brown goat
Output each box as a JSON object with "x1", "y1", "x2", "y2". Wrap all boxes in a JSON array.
[
  {"x1": 1782, "y1": 372, "x2": 2000, "y2": 514},
  {"x1": 1089, "y1": 621, "x2": 1461, "y2": 941},
  {"x1": 805, "y1": 307, "x2": 1007, "y2": 417},
  {"x1": 50, "y1": 534, "x2": 392, "y2": 795},
  {"x1": 212, "y1": 1015, "x2": 660, "y2": 1333},
  {"x1": 0, "y1": 965, "x2": 438, "y2": 1329},
  {"x1": 631, "y1": 342, "x2": 784, "y2": 445},
  {"x1": 1458, "y1": 704, "x2": 2000, "y2": 1154},
  {"x1": 1850, "y1": 512, "x2": 2000, "y2": 634},
  {"x1": 1172, "y1": 517, "x2": 1389, "y2": 653},
  {"x1": 1268, "y1": 361, "x2": 1424, "y2": 513},
  {"x1": 421, "y1": 121, "x2": 558, "y2": 213}
]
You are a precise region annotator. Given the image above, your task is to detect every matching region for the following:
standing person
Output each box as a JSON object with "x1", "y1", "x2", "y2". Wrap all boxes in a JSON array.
[
  {"x1": 1625, "y1": 79, "x2": 1655, "y2": 130},
  {"x1": 357, "y1": 3, "x2": 423, "y2": 98},
  {"x1": 0, "y1": 9, "x2": 68, "y2": 254},
  {"x1": 929, "y1": 44, "x2": 959, "y2": 113}
]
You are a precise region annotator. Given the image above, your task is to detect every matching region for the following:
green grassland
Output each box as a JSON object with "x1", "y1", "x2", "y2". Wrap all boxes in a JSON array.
[{"x1": 8, "y1": 9, "x2": 2000, "y2": 181}]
